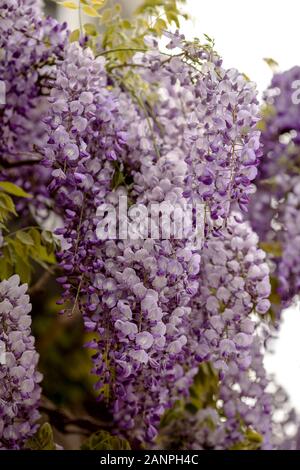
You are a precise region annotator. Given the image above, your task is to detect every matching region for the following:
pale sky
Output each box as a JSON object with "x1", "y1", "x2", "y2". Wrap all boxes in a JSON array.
[{"x1": 184, "y1": 0, "x2": 300, "y2": 93}]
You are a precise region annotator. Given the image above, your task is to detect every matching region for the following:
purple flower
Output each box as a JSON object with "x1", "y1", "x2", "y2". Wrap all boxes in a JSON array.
[{"x1": 0, "y1": 275, "x2": 42, "y2": 449}]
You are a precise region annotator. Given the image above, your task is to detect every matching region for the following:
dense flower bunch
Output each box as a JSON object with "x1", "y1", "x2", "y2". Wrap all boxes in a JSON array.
[
  {"x1": 0, "y1": 0, "x2": 67, "y2": 158},
  {"x1": 249, "y1": 67, "x2": 300, "y2": 309},
  {"x1": 2, "y1": 0, "x2": 299, "y2": 451},
  {"x1": 157, "y1": 336, "x2": 272, "y2": 450},
  {"x1": 189, "y1": 214, "x2": 271, "y2": 377},
  {"x1": 38, "y1": 24, "x2": 270, "y2": 442},
  {"x1": 218, "y1": 336, "x2": 272, "y2": 449},
  {"x1": 128, "y1": 34, "x2": 262, "y2": 223},
  {"x1": 0, "y1": 274, "x2": 42, "y2": 449},
  {"x1": 43, "y1": 51, "x2": 201, "y2": 437},
  {"x1": 88, "y1": 161, "x2": 201, "y2": 442},
  {"x1": 0, "y1": 0, "x2": 68, "y2": 220},
  {"x1": 41, "y1": 42, "x2": 127, "y2": 312}
]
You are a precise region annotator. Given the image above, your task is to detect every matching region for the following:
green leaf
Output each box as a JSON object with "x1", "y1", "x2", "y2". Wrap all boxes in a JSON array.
[
  {"x1": 69, "y1": 29, "x2": 80, "y2": 43},
  {"x1": 82, "y1": 4, "x2": 101, "y2": 16},
  {"x1": 16, "y1": 231, "x2": 34, "y2": 246},
  {"x1": 0, "y1": 181, "x2": 32, "y2": 198},
  {"x1": 153, "y1": 18, "x2": 167, "y2": 34},
  {"x1": 165, "y1": 10, "x2": 180, "y2": 27},
  {"x1": 15, "y1": 254, "x2": 32, "y2": 284},
  {"x1": 25, "y1": 423, "x2": 56, "y2": 450},
  {"x1": 81, "y1": 430, "x2": 131, "y2": 450},
  {"x1": 101, "y1": 7, "x2": 112, "y2": 22},
  {"x1": 0, "y1": 193, "x2": 17, "y2": 217},
  {"x1": 111, "y1": 167, "x2": 125, "y2": 190},
  {"x1": 61, "y1": 1, "x2": 78, "y2": 9},
  {"x1": 3, "y1": 227, "x2": 56, "y2": 284},
  {"x1": 41, "y1": 230, "x2": 54, "y2": 245},
  {"x1": 263, "y1": 57, "x2": 279, "y2": 71},
  {"x1": 229, "y1": 429, "x2": 263, "y2": 450},
  {"x1": 203, "y1": 33, "x2": 213, "y2": 43},
  {"x1": 245, "y1": 429, "x2": 263, "y2": 444},
  {"x1": 136, "y1": 0, "x2": 165, "y2": 14},
  {"x1": 0, "y1": 246, "x2": 13, "y2": 280},
  {"x1": 260, "y1": 241, "x2": 282, "y2": 257},
  {"x1": 84, "y1": 23, "x2": 98, "y2": 36}
]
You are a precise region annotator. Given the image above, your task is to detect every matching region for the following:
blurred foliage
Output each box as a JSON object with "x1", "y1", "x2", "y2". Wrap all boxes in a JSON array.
[
  {"x1": 32, "y1": 296, "x2": 95, "y2": 408},
  {"x1": 55, "y1": 0, "x2": 187, "y2": 61},
  {"x1": 0, "y1": 182, "x2": 57, "y2": 284},
  {"x1": 229, "y1": 428, "x2": 263, "y2": 451},
  {"x1": 260, "y1": 241, "x2": 283, "y2": 258},
  {"x1": 0, "y1": 181, "x2": 31, "y2": 225},
  {"x1": 263, "y1": 57, "x2": 279, "y2": 72},
  {"x1": 25, "y1": 423, "x2": 56, "y2": 450},
  {"x1": 81, "y1": 430, "x2": 131, "y2": 450}
]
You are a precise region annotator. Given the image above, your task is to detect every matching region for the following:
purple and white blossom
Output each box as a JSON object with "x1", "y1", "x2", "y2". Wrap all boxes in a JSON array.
[
  {"x1": 0, "y1": 274, "x2": 42, "y2": 449},
  {"x1": 190, "y1": 214, "x2": 271, "y2": 377}
]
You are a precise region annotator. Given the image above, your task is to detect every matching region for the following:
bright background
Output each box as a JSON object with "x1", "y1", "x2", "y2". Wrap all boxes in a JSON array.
[
  {"x1": 56, "y1": 0, "x2": 300, "y2": 410},
  {"x1": 183, "y1": 0, "x2": 300, "y2": 93}
]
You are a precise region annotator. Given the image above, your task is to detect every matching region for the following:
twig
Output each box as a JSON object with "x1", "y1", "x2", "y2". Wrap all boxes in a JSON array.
[
  {"x1": 0, "y1": 157, "x2": 42, "y2": 169},
  {"x1": 40, "y1": 397, "x2": 113, "y2": 436},
  {"x1": 29, "y1": 271, "x2": 53, "y2": 296}
]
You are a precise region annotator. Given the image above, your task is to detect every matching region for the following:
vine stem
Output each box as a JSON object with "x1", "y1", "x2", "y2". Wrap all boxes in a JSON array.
[
  {"x1": 96, "y1": 47, "x2": 147, "y2": 57},
  {"x1": 78, "y1": 0, "x2": 84, "y2": 37}
]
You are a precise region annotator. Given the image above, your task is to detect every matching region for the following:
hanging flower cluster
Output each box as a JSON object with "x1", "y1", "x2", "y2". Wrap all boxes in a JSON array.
[
  {"x1": 190, "y1": 214, "x2": 271, "y2": 377},
  {"x1": 0, "y1": 0, "x2": 68, "y2": 220},
  {"x1": 157, "y1": 336, "x2": 272, "y2": 450},
  {"x1": 0, "y1": 0, "x2": 67, "y2": 159},
  {"x1": 249, "y1": 67, "x2": 300, "y2": 310},
  {"x1": 39, "y1": 24, "x2": 269, "y2": 442},
  {"x1": 0, "y1": 274, "x2": 42, "y2": 449}
]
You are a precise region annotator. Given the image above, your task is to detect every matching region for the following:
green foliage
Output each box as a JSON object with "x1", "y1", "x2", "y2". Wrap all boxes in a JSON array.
[
  {"x1": 0, "y1": 182, "x2": 57, "y2": 283},
  {"x1": 158, "y1": 363, "x2": 264, "y2": 450},
  {"x1": 0, "y1": 181, "x2": 32, "y2": 199},
  {"x1": 81, "y1": 430, "x2": 131, "y2": 450},
  {"x1": 0, "y1": 191, "x2": 17, "y2": 221},
  {"x1": 0, "y1": 227, "x2": 57, "y2": 283},
  {"x1": 111, "y1": 161, "x2": 133, "y2": 191},
  {"x1": 33, "y1": 299, "x2": 95, "y2": 407},
  {"x1": 25, "y1": 423, "x2": 56, "y2": 450},
  {"x1": 69, "y1": 28, "x2": 80, "y2": 43},
  {"x1": 188, "y1": 362, "x2": 219, "y2": 412},
  {"x1": 56, "y1": 0, "x2": 186, "y2": 61},
  {"x1": 136, "y1": 0, "x2": 187, "y2": 28},
  {"x1": 160, "y1": 363, "x2": 219, "y2": 431},
  {"x1": 84, "y1": 23, "x2": 98, "y2": 37},
  {"x1": 97, "y1": 0, "x2": 187, "y2": 65},
  {"x1": 56, "y1": 0, "x2": 105, "y2": 15},
  {"x1": 0, "y1": 181, "x2": 31, "y2": 223},
  {"x1": 263, "y1": 57, "x2": 279, "y2": 71},
  {"x1": 257, "y1": 104, "x2": 277, "y2": 132},
  {"x1": 260, "y1": 241, "x2": 282, "y2": 258},
  {"x1": 229, "y1": 428, "x2": 263, "y2": 451}
]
